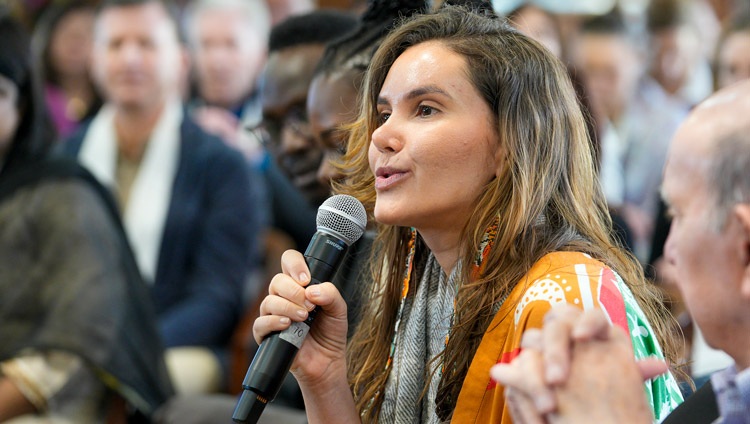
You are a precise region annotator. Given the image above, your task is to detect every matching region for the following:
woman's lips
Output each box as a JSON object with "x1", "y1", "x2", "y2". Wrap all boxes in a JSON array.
[{"x1": 374, "y1": 168, "x2": 409, "y2": 190}]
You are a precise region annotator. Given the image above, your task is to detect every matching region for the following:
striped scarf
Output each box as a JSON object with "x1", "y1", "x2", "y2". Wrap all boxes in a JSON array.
[{"x1": 378, "y1": 219, "x2": 498, "y2": 423}]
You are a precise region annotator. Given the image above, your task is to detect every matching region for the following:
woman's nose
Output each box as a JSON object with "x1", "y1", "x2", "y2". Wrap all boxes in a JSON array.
[{"x1": 370, "y1": 115, "x2": 402, "y2": 153}]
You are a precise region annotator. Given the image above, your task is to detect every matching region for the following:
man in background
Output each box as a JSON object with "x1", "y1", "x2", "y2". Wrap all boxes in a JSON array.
[{"x1": 61, "y1": 0, "x2": 260, "y2": 395}]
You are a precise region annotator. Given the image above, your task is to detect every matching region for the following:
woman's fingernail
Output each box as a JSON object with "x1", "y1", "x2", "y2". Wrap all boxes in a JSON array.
[
  {"x1": 296, "y1": 309, "x2": 307, "y2": 318},
  {"x1": 304, "y1": 300, "x2": 315, "y2": 310},
  {"x1": 280, "y1": 317, "x2": 290, "y2": 324},
  {"x1": 298, "y1": 272, "x2": 308, "y2": 282}
]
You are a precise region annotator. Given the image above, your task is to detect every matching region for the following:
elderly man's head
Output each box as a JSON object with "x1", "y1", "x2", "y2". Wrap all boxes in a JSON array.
[
  {"x1": 185, "y1": 0, "x2": 270, "y2": 110},
  {"x1": 661, "y1": 80, "x2": 750, "y2": 367}
]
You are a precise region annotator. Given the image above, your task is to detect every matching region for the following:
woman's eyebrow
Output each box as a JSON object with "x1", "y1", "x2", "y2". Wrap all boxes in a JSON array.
[{"x1": 377, "y1": 84, "x2": 451, "y2": 106}]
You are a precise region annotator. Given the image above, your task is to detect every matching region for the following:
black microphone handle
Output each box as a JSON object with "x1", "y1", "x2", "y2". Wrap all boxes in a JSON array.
[{"x1": 232, "y1": 232, "x2": 348, "y2": 423}]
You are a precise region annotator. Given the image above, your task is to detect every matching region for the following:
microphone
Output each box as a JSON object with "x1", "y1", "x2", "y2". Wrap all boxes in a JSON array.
[{"x1": 232, "y1": 194, "x2": 367, "y2": 423}]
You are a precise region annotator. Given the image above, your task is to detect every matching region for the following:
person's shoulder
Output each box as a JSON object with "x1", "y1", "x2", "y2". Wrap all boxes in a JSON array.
[
  {"x1": 179, "y1": 115, "x2": 247, "y2": 164},
  {"x1": 34, "y1": 158, "x2": 115, "y2": 213},
  {"x1": 525, "y1": 251, "x2": 608, "y2": 282},
  {"x1": 661, "y1": 379, "x2": 719, "y2": 424},
  {"x1": 1, "y1": 157, "x2": 95, "y2": 200},
  {"x1": 35, "y1": 177, "x2": 101, "y2": 206},
  {"x1": 513, "y1": 251, "x2": 614, "y2": 310},
  {"x1": 508, "y1": 252, "x2": 619, "y2": 332},
  {"x1": 57, "y1": 120, "x2": 92, "y2": 156},
  {"x1": 8, "y1": 174, "x2": 112, "y2": 236}
]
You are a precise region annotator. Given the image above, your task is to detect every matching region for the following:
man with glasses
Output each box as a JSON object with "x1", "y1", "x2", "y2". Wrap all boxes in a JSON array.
[{"x1": 258, "y1": 10, "x2": 357, "y2": 210}]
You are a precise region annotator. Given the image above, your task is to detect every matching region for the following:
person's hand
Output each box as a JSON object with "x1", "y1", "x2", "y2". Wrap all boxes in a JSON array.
[
  {"x1": 252, "y1": 250, "x2": 349, "y2": 388},
  {"x1": 193, "y1": 106, "x2": 264, "y2": 161},
  {"x1": 494, "y1": 330, "x2": 553, "y2": 424},
  {"x1": 491, "y1": 305, "x2": 611, "y2": 423},
  {"x1": 540, "y1": 306, "x2": 669, "y2": 384},
  {"x1": 491, "y1": 306, "x2": 668, "y2": 423},
  {"x1": 192, "y1": 106, "x2": 241, "y2": 147},
  {"x1": 548, "y1": 315, "x2": 657, "y2": 424}
]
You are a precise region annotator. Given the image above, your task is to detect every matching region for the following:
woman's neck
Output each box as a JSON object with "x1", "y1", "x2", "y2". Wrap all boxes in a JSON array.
[
  {"x1": 56, "y1": 75, "x2": 94, "y2": 104},
  {"x1": 417, "y1": 226, "x2": 462, "y2": 274}
]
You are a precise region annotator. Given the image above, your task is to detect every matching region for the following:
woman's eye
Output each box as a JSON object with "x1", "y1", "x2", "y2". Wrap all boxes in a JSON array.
[
  {"x1": 377, "y1": 112, "x2": 390, "y2": 125},
  {"x1": 418, "y1": 105, "x2": 434, "y2": 117}
]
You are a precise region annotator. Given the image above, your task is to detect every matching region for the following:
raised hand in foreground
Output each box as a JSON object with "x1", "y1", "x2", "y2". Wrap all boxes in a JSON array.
[{"x1": 491, "y1": 305, "x2": 667, "y2": 424}]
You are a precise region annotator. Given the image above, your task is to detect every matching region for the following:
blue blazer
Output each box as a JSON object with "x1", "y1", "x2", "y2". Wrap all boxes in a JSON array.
[{"x1": 62, "y1": 116, "x2": 260, "y2": 349}]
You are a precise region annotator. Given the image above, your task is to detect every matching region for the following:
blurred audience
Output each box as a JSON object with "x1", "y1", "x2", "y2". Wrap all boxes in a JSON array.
[
  {"x1": 574, "y1": 8, "x2": 688, "y2": 261},
  {"x1": 0, "y1": 9, "x2": 172, "y2": 422},
  {"x1": 265, "y1": 0, "x2": 316, "y2": 25},
  {"x1": 239, "y1": 8, "x2": 359, "y2": 408},
  {"x1": 259, "y1": 9, "x2": 358, "y2": 210},
  {"x1": 249, "y1": 8, "x2": 358, "y2": 255},
  {"x1": 714, "y1": 8, "x2": 750, "y2": 90},
  {"x1": 31, "y1": 1, "x2": 102, "y2": 139},
  {"x1": 185, "y1": 0, "x2": 270, "y2": 161},
  {"x1": 645, "y1": 0, "x2": 719, "y2": 108},
  {"x1": 183, "y1": 0, "x2": 273, "y2": 301},
  {"x1": 59, "y1": 0, "x2": 260, "y2": 395},
  {"x1": 506, "y1": 2, "x2": 563, "y2": 58},
  {"x1": 507, "y1": 2, "x2": 635, "y2": 251}
]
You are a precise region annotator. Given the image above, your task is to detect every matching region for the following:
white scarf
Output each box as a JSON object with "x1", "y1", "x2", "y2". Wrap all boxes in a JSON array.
[{"x1": 78, "y1": 99, "x2": 183, "y2": 283}]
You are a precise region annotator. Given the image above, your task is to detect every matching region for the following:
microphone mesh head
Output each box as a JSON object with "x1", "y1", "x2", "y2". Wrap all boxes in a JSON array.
[{"x1": 316, "y1": 195, "x2": 367, "y2": 246}]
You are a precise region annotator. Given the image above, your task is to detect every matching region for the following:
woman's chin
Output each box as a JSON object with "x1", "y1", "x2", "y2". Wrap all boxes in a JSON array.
[{"x1": 373, "y1": 204, "x2": 406, "y2": 228}]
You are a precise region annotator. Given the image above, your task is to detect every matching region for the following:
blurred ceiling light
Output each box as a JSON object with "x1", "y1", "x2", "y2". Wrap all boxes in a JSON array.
[{"x1": 491, "y1": 0, "x2": 617, "y2": 15}]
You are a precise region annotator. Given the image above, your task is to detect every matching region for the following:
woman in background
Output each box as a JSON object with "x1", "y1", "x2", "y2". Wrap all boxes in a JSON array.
[{"x1": 31, "y1": 1, "x2": 101, "y2": 139}]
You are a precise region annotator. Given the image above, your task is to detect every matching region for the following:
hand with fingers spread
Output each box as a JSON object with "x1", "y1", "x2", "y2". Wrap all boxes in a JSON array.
[{"x1": 491, "y1": 306, "x2": 668, "y2": 424}]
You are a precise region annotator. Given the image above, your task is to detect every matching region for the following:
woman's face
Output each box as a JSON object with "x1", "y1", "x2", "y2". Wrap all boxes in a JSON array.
[
  {"x1": 0, "y1": 74, "x2": 20, "y2": 160},
  {"x1": 369, "y1": 41, "x2": 502, "y2": 234},
  {"x1": 49, "y1": 9, "x2": 95, "y2": 79}
]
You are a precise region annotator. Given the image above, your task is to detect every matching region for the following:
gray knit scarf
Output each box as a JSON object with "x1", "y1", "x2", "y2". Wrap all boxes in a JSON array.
[{"x1": 379, "y1": 253, "x2": 460, "y2": 423}]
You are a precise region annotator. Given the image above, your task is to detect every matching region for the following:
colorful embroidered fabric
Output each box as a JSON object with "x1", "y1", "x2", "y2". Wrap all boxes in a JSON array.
[
  {"x1": 451, "y1": 251, "x2": 684, "y2": 423},
  {"x1": 379, "y1": 222, "x2": 682, "y2": 423}
]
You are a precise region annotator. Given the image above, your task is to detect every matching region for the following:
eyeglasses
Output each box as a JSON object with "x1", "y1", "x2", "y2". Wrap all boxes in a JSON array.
[{"x1": 249, "y1": 105, "x2": 311, "y2": 148}]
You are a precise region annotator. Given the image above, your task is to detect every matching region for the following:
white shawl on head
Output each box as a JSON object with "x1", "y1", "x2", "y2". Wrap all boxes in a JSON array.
[{"x1": 79, "y1": 99, "x2": 183, "y2": 283}]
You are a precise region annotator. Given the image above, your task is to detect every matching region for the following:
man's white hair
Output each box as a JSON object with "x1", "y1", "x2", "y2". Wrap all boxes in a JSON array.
[{"x1": 183, "y1": 0, "x2": 271, "y2": 48}]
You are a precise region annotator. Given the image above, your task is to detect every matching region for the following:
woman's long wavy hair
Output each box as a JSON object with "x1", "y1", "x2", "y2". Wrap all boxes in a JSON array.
[{"x1": 334, "y1": 6, "x2": 679, "y2": 421}]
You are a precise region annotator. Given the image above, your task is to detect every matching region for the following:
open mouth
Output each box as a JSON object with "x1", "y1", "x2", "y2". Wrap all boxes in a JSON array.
[{"x1": 375, "y1": 167, "x2": 408, "y2": 189}]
